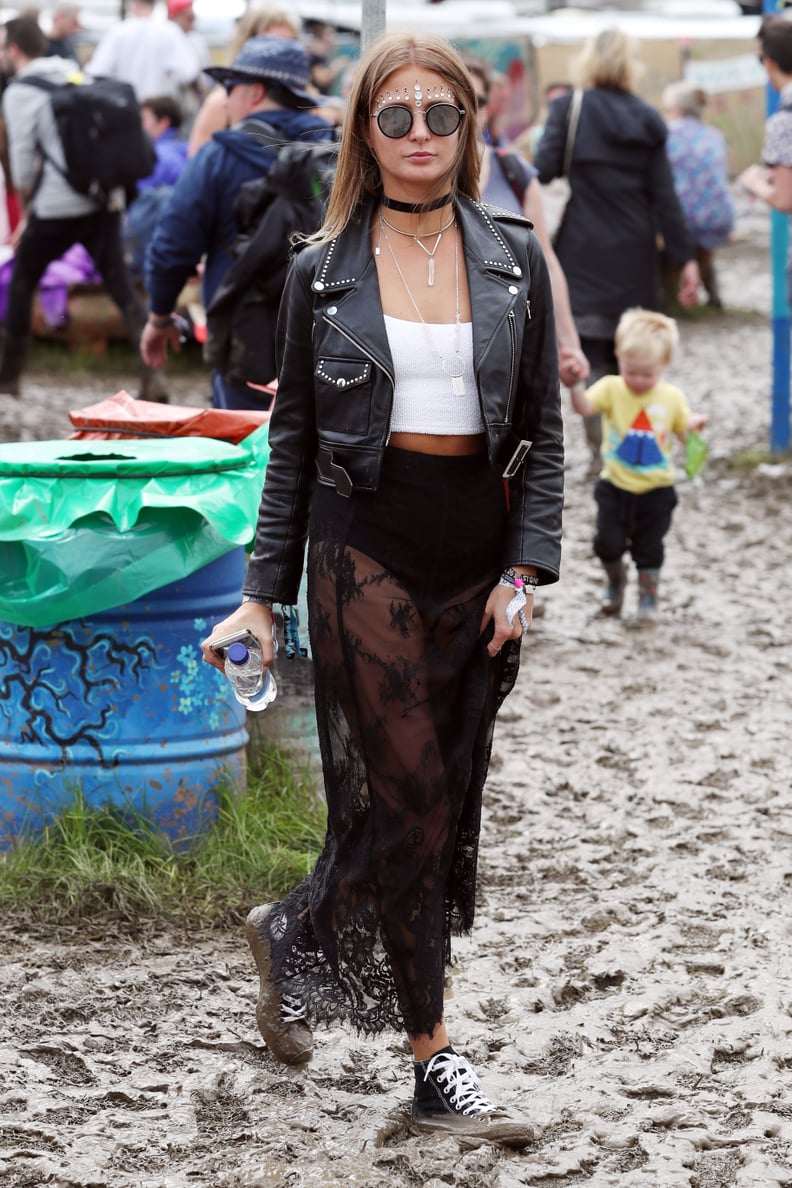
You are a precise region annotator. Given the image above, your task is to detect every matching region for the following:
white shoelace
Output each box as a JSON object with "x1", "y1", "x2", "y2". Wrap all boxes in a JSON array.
[
  {"x1": 280, "y1": 993, "x2": 307, "y2": 1024},
  {"x1": 423, "y1": 1051, "x2": 497, "y2": 1116}
]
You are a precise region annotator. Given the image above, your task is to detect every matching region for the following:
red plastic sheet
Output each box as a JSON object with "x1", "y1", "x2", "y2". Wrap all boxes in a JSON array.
[{"x1": 69, "y1": 388, "x2": 275, "y2": 443}]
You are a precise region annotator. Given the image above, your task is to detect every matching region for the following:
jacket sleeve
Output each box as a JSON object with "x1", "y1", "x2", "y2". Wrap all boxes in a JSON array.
[
  {"x1": 533, "y1": 92, "x2": 572, "y2": 185},
  {"x1": 243, "y1": 252, "x2": 319, "y2": 604},
  {"x1": 144, "y1": 147, "x2": 220, "y2": 314},
  {"x1": 2, "y1": 85, "x2": 42, "y2": 195},
  {"x1": 504, "y1": 231, "x2": 564, "y2": 584}
]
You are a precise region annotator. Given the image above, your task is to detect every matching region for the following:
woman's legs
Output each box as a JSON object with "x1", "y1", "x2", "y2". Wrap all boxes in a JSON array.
[{"x1": 409, "y1": 1020, "x2": 449, "y2": 1062}]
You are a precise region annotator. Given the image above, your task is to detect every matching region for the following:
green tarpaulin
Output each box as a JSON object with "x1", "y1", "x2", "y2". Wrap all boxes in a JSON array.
[{"x1": 0, "y1": 427, "x2": 269, "y2": 627}]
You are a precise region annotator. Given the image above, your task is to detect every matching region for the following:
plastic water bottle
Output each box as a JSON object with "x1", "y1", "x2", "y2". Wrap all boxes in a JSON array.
[{"x1": 224, "y1": 638, "x2": 277, "y2": 712}]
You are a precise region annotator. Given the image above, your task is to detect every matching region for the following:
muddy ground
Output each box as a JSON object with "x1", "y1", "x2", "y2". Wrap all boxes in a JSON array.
[{"x1": 1, "y1": 199, "x2": 791, "y2": 1188}]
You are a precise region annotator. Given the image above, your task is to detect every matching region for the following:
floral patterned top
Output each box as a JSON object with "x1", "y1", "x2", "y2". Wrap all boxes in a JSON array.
[{"x1": 665, "y1": 115, "x2": 735, "y2": 251}]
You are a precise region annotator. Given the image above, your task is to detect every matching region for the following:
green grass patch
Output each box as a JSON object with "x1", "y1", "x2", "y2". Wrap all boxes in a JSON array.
[
  {"x1": 727, "y1": 446, "x2": 792, "y2": 474},
  {"x1": 0, "y1": 744, "x2": 325, "y2": 930},
  {"x1": 28, "y1": 337, "x2": 206, "y2": 377}
]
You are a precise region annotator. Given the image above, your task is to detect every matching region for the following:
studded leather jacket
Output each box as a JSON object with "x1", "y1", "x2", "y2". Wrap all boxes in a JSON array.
[{"x1": 244, "y1": 196, "x2": 564, "y2": 604}]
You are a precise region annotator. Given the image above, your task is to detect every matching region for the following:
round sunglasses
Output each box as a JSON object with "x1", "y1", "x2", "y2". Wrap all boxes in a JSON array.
[{"x1": 374, "y1": 103, "x2": 465, "y2": 139}]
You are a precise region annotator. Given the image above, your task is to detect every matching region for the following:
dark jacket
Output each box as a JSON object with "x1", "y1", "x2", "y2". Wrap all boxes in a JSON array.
[
  {"x1": 534, "y1": 86, "x2": 693, "y2": 327},
  {"x1": 144, "y1": 107, "x2": 333, "y2": 315},
  {"x1": 244, "y1": 196, "x2": 565, "y2": 605}
]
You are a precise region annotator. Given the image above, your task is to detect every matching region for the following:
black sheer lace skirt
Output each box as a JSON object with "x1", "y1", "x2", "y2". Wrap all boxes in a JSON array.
[{"x1": 265, "y1": 448, "x2": 521, "y2": 1037}]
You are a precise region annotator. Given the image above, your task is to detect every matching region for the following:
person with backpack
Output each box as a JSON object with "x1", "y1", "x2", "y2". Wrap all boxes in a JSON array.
[
  {"x1": 141, "y1": 36, "x2": 334, "y2": 411},
  {"x1": 0, "y1": 16, "x2": 165, "y2": 401}
]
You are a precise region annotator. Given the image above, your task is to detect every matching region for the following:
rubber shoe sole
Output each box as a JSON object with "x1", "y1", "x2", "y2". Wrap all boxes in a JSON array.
[
  {"x1": 245, "y1": 904, "x2": 314, "y2": 1066},
  {"x1": 410, "y1": 1104, "x2": 537, "y2": 1150}
]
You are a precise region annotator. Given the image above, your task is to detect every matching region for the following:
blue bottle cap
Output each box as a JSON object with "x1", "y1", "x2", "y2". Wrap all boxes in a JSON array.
[{"x1": 226, "y1": 641, "x2": 250, "y2": 664}]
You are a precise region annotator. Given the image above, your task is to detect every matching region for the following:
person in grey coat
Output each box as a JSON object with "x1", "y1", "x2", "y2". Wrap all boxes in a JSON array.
[{"x1": 0, "y1": 16, "x2": 164, "y2": 401}]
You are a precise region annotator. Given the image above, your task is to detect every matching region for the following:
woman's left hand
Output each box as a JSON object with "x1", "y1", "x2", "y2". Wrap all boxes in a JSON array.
[
  {"x1": 480, "y1": 583, "x2": 533, "y2": 657},
  {"x1": 559, "y1": 345, "x2": 590, "y2": 389},
  {"x1": 677, "y1": 260, "x2": 701, "y2": 307}
]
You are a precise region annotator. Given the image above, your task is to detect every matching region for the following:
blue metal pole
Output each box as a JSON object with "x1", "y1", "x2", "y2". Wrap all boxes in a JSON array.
[{"x1": 765, "y1": 0, "x2": 791, "y2": 452}]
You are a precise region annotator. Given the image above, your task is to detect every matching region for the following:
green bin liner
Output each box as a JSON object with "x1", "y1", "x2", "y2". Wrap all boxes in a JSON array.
[{"x1": 0, "y1": 426, "x2": 269, "y2": 627}]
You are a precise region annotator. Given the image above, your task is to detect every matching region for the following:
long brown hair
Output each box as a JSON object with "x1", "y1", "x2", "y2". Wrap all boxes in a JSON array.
[{"x1": 311, "y1": 32, "x2": 481, "y2": 244}]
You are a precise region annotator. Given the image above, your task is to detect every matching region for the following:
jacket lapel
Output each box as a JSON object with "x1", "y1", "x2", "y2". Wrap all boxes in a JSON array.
[
  {"x1": 309, "y1": 207, "x2": 394, "y2": 380},
  {"x1": 308, "y1": 198, "x2": 528, "y2": 383},
  {"x1": 457, "y1": 200, "x2": 528, "y2": 373}
]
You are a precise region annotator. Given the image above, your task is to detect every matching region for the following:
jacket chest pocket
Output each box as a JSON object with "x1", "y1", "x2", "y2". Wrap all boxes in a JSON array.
[{"x1": 314, "y1": 356, "x2": 372, "y2": 437}]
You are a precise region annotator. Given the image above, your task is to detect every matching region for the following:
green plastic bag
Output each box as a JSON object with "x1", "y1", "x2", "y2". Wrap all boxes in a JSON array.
[
  {"x1": 0, "y1": 426, "x2": 270, "y2": 627},
  {"x1": 685, "y1": 431, "x2": 708, "y2": 480}
]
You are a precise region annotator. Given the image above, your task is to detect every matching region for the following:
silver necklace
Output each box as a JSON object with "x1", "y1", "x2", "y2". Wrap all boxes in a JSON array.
[
  {"x1": 378, "y1": 211, "x2": 456, "y2": 287},
  {"x1": 380, "y1": 217, "x2": 467, "y2": 397}
]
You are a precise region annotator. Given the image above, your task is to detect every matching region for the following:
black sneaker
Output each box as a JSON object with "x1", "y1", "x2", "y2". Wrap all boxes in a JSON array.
[
  {"x1": 411, "y1": 1049, "x2": 536, "y2": 1149},
  {"x1": 245, "y1": 904, "x2": 313, "y2": 1066}
]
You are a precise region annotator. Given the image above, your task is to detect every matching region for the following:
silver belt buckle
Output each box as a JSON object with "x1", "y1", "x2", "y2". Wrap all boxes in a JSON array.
[{"x1": 502, "y1": 439, "x2": 532, "y2": 479}]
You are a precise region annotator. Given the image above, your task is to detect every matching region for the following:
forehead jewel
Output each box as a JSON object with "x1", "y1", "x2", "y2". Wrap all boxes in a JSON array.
[{"x1": 374, "y1": 82, "x2": 456, "y2": 110}]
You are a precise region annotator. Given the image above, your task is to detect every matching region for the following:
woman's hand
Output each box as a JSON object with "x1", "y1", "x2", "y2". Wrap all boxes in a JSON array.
[
  {"x1": 559, "y1": 345, "x2": 590, "y2": 389},
  {"x1": 480, "y1": 583, "x2": 532, "y2": 657},
  {"x1": 200, "y1": 602, "x2": 276, "y2": 674},
  {"x1": 737, "y1": 163, "x2": 768, "y2": 201},
  {"x1": 677, "y1": 260, "x2": 701, "y2": 307}
]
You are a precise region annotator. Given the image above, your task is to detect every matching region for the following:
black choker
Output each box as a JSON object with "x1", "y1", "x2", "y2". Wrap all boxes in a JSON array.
[{"x1": 381, "y1": 193, "x2": 452, "y2": 214}]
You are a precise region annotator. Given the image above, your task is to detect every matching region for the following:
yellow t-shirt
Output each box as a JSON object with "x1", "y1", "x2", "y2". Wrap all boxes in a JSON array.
[{"x1": 587, "y1": 375, "x2": 691, "y2": 494}]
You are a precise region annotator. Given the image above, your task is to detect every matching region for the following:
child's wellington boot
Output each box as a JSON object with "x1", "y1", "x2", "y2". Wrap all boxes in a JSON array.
[
  {"x1": 637, "y1": 568, "x2": 660, "y2": 623},
  {"x1": 601, "y1": 560, "x2": 626, "y2": 616}
]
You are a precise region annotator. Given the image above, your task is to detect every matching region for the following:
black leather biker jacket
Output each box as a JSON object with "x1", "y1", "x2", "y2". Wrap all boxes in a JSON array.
[{"x1": 245, "y1": 195, "x2": 564, "y2": 604}]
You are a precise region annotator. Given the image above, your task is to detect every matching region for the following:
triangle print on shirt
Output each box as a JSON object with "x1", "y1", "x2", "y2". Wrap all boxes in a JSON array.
[{"x1": 615, "y1": 407, "x2": 665, "y2": 468}]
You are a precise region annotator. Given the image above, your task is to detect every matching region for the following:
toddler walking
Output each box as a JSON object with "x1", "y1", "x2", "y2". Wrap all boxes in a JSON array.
[{"x1": 570, "y1": 309, "x2": 707, "y2": 621}]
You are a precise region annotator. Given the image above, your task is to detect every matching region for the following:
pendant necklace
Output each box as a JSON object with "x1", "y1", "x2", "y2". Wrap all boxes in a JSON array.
[
  {"x1": 380, "y1": 216, "x2": 467, "y2": 397},
  {"x1": 379, "y1": 211, "x2": 456, "y2": 287}
]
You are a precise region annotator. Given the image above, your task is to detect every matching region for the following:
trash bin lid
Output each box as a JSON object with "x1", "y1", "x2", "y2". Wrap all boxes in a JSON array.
[
  {"x1": 0, "y1": 423, "x2": 270, "y2": 542},
  {"x1": 0, "y1": 435, "x2": 252, "y2": 477}
]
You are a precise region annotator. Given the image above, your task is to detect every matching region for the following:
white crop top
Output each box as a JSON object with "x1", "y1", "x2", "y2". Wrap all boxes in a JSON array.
[{"x1": 383, "y1": 315, "x2": 484, "y2": 436}]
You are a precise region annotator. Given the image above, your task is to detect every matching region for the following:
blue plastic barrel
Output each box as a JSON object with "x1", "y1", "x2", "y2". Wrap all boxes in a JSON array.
[{"x1": 0, "y1": 548, "x2": 247, "y2": 848}]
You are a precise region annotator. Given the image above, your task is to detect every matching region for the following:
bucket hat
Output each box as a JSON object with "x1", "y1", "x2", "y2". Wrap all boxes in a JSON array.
[{"x1": 205, "y1": 36, "x2": 316, "y2": 105}]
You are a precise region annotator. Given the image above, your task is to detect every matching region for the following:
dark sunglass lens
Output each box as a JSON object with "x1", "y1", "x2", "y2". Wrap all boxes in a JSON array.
[
  {"x1": 425, "y1": 104, "x2": 463, "y2": 136},
  {"x1": 378, "y1": 106, "x2": 413, "y2": 138}
]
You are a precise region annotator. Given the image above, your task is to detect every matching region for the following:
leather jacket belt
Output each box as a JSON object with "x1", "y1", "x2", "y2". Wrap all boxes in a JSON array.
[{"x1": 317, "y1": 446, "x2": 354, "y2": 497}]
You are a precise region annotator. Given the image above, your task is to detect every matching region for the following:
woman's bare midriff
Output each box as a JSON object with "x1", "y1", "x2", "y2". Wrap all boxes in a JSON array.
[{"x1": 388, "y1": 432, "x2": 486, "y2": 456}]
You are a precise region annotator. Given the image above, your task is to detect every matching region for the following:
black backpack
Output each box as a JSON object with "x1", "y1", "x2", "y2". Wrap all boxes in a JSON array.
[
  {"x1": 204, "y1": 124, "x2": 338, "y2": 388},
  {"x1": 19, "y1": 74, "x2": 156, "y2": 205}
]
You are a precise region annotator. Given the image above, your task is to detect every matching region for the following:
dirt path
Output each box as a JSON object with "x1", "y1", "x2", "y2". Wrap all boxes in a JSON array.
[{"x1": 1, "y1": 203, "x2": 792, "y2": 1188}]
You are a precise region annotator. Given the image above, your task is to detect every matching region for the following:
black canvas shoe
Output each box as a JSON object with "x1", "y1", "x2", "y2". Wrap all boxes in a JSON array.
[
  {"x1": 245, "y1": 904, "x2": 313, "y2": 1066},
  {"x1": 411, "y1": 1049, "x2": 536, "y2": 1149}
]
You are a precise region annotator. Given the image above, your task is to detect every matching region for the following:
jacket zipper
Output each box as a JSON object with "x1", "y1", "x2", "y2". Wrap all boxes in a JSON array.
[{"x1": 505, "y1": 309, "x2": 517, "y2": 422}]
